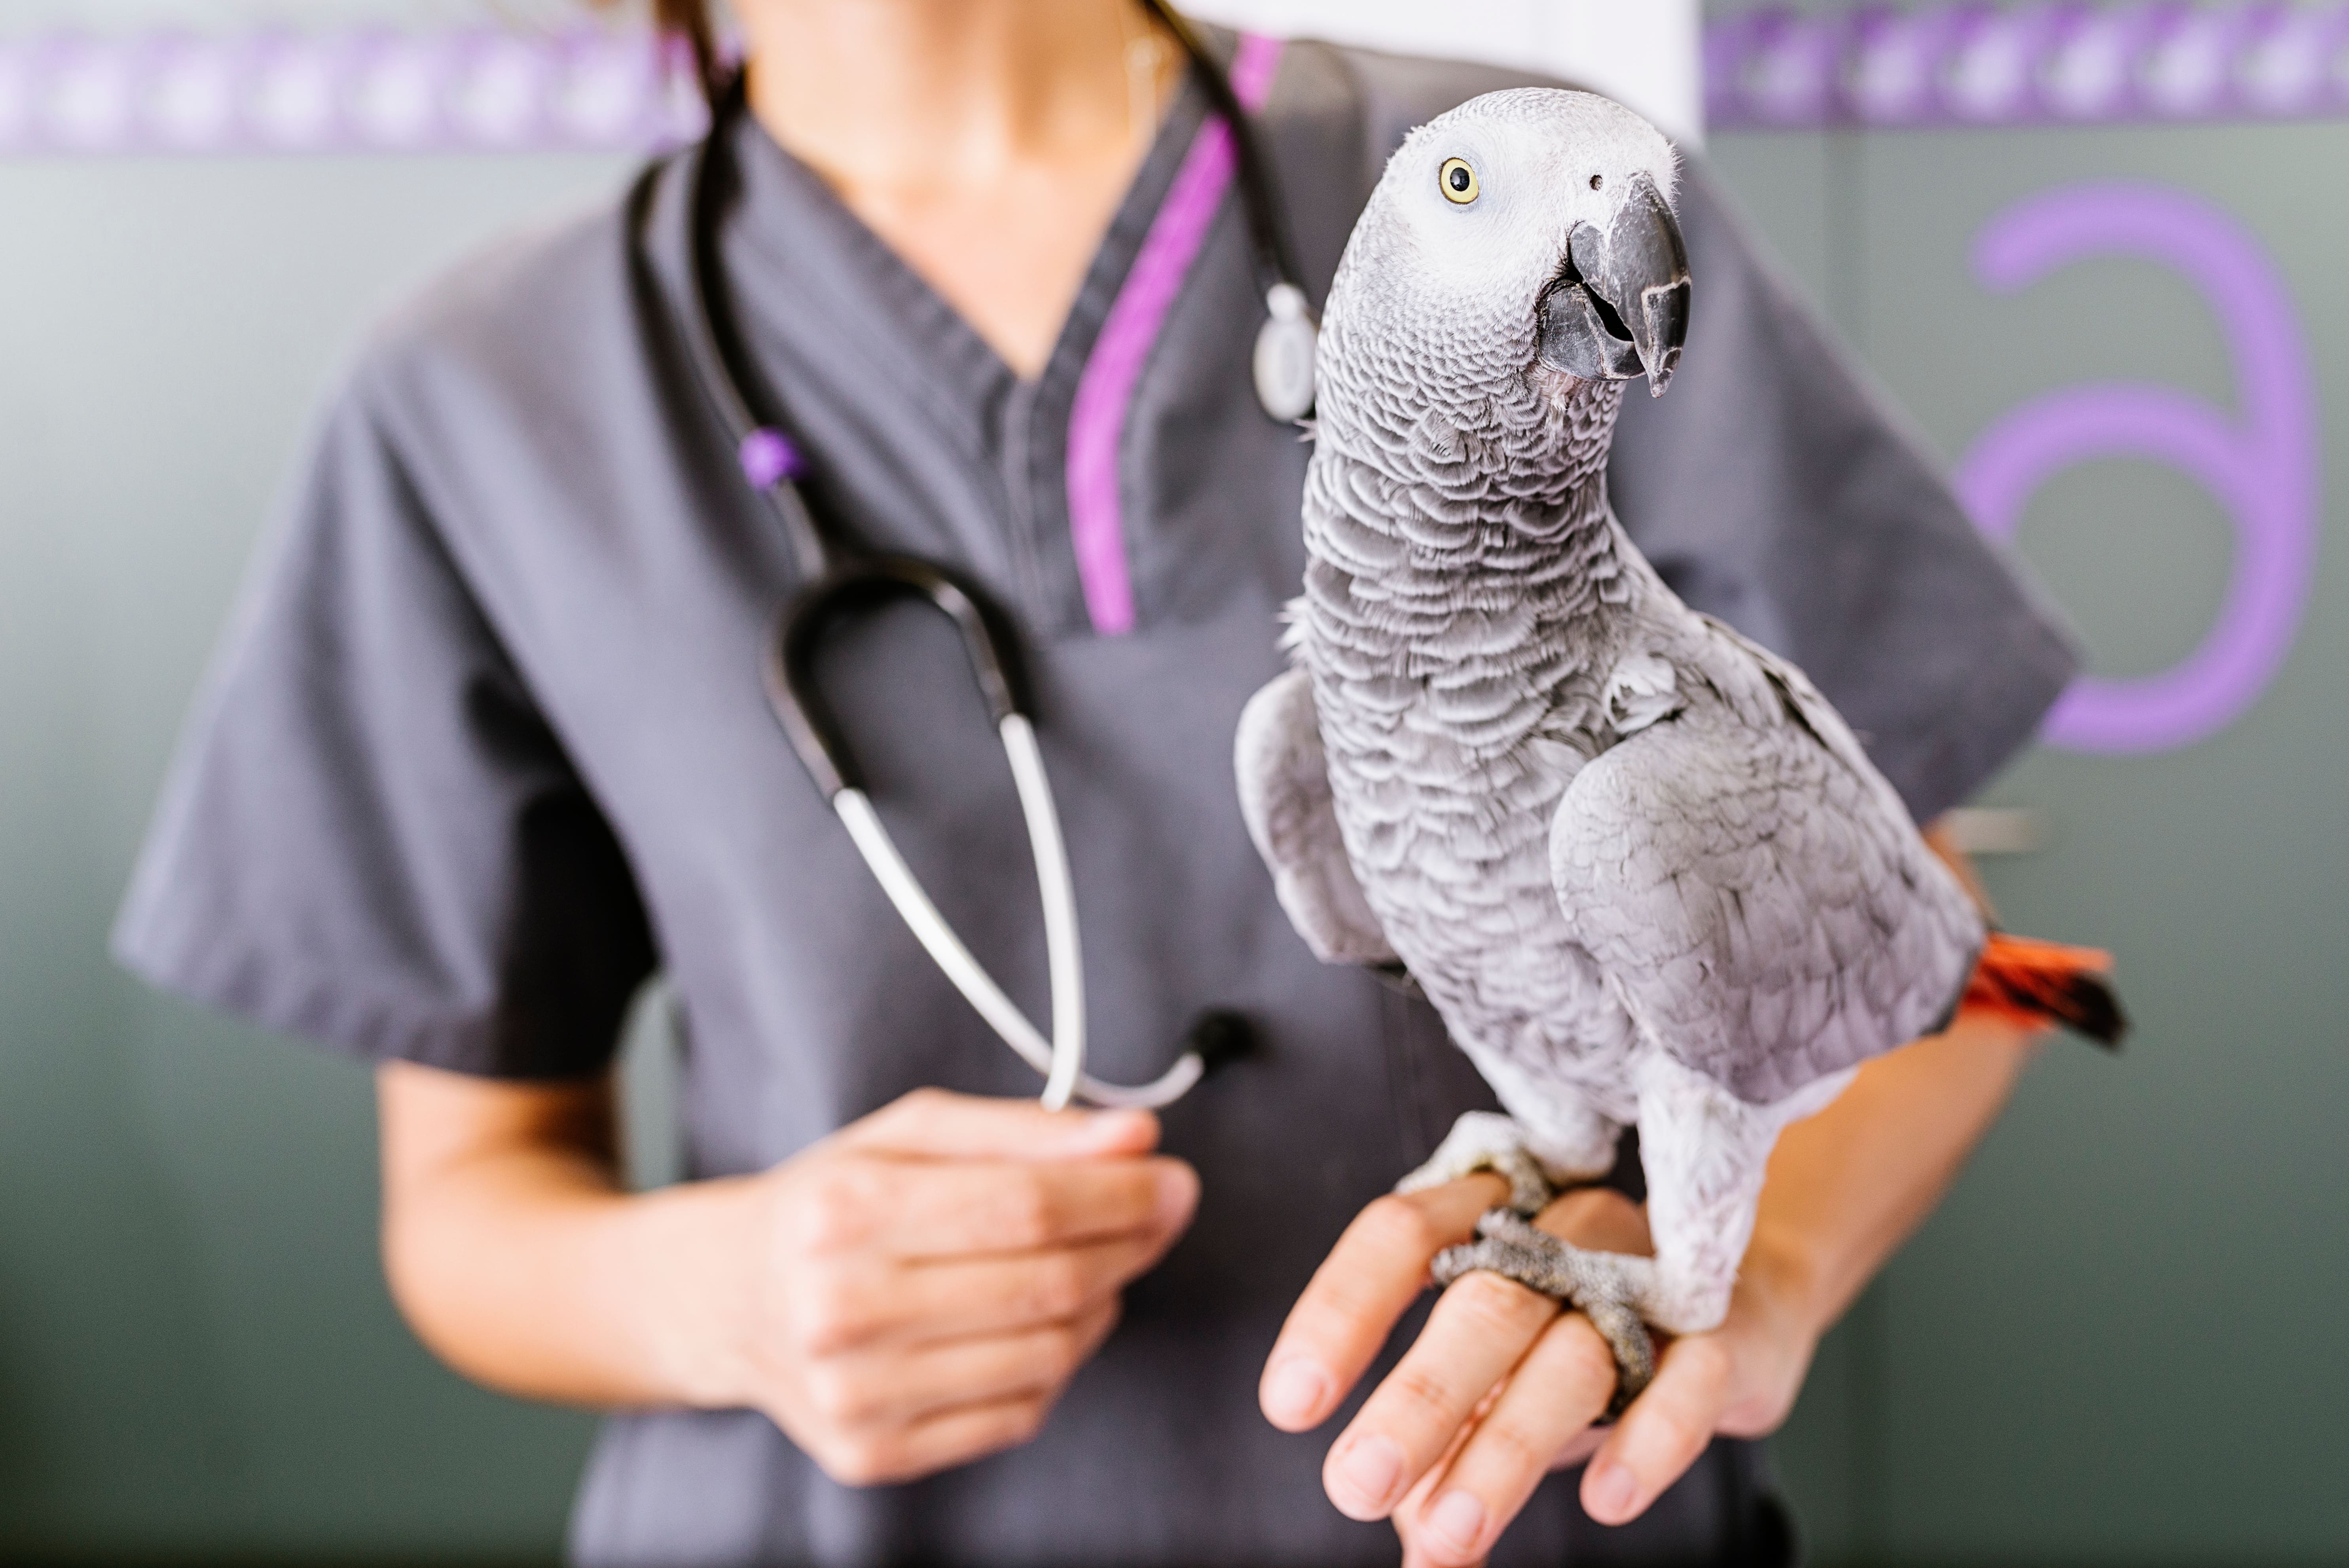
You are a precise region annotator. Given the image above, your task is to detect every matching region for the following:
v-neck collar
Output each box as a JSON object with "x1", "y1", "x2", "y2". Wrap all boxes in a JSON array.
[
  {"x1": 705, "y1": 27, "x2": 1255, "y2": 635},
  {"x1": 724, "y1": 63, "x2": 1215, "y2": 449}
]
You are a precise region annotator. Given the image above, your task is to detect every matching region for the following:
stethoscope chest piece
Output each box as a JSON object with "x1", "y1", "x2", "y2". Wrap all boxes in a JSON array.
[{"x1": 1253, "y1": 283, "x2": 1319, "y2": 423}]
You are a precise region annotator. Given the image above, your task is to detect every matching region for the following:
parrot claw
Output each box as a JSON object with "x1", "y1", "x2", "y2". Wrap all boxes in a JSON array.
[
  {"x1": 1394, "y1": 1111, "x2": 1557, "y2": 1217},
  {"x1": 1432, "y1": 1208, "x2": 1657, "y2": 1417},
  {"x1": 1401, "y1": 1117, "x2": 1655, "y2": 1412}
]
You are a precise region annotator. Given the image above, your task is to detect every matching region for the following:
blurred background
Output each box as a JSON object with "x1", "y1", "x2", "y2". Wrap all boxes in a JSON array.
[{"x1": 2, "y1": 0, "x2": 2342, "y2": 1562}]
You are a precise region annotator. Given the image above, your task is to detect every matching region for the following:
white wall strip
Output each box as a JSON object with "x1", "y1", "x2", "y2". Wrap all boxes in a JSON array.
[{"x1": 1185, "y1": 0, "x2": 1704, "y2": 146}]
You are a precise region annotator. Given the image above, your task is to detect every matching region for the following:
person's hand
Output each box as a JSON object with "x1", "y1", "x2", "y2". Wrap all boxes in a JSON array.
[
  {"x1": 704, "y1": 1088, "x2": 1198, "y2": 1486},
  {"x1": 1257, "y1": 1175, "x2": 1820, "y2": 1566}
]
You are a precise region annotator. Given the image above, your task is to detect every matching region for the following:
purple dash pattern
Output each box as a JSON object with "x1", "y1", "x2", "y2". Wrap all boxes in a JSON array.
[
  {"x1": 0, "y1": 27, "x2": 706, "y2": 155},
  {"x1": 1708, "y1": 4, "x2": 2349, "y2": 131},
  {"x1": 9, "y1": 8, "x2": 2349, "y2": 155}
]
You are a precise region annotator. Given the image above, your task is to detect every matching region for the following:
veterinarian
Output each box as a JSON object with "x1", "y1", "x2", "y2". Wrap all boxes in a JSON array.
[{"x1": 114, "y1": 2, "x2": 2076, "y2": 1563}]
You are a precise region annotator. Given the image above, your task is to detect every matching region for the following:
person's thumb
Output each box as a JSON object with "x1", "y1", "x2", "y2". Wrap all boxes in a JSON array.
[{"x1": 841, "y1": 1087, "x2": 1160, "y2": 1161}]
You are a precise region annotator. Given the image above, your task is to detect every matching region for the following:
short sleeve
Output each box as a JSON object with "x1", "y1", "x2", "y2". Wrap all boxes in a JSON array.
[
  {"x1": 112, "y1": 373, "x2": 656, "y2": 1079},
  {"x1": 1609, "y1": 159, "x2": 2080, "y2": 823}
]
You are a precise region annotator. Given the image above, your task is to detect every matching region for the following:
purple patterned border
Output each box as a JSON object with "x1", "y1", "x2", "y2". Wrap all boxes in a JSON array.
[
  {"x1": 0, "y1": 28, "x2": 704, "y2": 155},
  {"x1": 12, "y1": 5, "x2": 2349, "y2": 157},
  {"x1": 1710, "y1": 4, "x2": 2349, "y2": 131}
]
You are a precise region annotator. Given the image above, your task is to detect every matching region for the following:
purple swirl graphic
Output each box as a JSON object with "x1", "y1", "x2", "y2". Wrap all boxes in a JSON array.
[{"x1": 1955, "y1": 183, "x2": 2319, "y2": 753}]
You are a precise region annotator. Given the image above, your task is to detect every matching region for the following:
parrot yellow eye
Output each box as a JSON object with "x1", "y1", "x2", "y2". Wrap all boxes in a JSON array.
[{"x1": 1439, "y1": 157, "x2": 1479, "y2": 204}]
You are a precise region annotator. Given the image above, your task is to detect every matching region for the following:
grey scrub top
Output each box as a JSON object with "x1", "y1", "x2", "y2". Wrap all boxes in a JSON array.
[{"x1": 115, "y1": 33, "x2": 2076, "y2": 1568}]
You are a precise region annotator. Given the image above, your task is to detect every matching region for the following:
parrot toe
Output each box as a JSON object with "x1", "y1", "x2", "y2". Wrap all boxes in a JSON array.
[
  {"x1": 1394, "y1": 1110, "x2": 1557, "y2": 1217},
  {"x1": 1431, "y1": 1207, "x2": 1657, "y2": 1416}
]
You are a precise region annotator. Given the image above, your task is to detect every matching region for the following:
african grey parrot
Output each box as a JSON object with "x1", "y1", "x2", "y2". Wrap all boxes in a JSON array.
[{"x1": 1235, "y1": 88, "x2": 2116, "y2": 1401}]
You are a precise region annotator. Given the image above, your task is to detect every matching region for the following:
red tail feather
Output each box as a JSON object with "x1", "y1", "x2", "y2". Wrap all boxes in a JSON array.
[{"x1": 1960, "y1": 931, "x2": 2127, "y2": 1048}]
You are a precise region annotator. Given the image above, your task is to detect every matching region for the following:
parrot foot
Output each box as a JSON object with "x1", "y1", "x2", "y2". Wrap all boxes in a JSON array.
[
  {"x1": 1393, "y1": 1111, "x2": 1556, "y2": 1217},
  {"x1": 1433, "y1": 1208, "x2": 1657, "y2": 1416}
]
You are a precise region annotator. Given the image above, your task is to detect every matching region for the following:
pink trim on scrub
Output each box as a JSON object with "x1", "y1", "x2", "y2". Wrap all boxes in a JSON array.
[{"x1": 1064, "y1": 33, "x2": 1286, "y2": 636}]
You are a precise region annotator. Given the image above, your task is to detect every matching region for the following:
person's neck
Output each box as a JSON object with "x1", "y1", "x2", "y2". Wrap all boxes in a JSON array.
[
  {"x1": 737, "y1": 0, "x2": 1179, "y2": 379},
  {"x1": 744, "y1": 0, "x2": 1157, "y2": 208}
]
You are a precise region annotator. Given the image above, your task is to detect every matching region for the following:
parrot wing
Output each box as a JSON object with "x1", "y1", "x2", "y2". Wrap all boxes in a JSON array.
[
  {"x1": 1548, "y1": 628, "x2": 1983, "y2": 1105},
  {"x1": 1235, "y1": 667, "x2": 1398, "y2": 966}
]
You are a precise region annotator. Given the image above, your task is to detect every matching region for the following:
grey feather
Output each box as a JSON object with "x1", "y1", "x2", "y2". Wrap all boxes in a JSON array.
[
  {"x1": 1550, "y1": 617, "x2": 1982, "y2": 1106},
  {"x1": 1234, "y1": 667, "x2": 1397, "y2": 966}
]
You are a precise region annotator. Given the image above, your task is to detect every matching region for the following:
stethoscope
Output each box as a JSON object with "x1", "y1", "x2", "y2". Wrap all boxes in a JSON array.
[{"x1": 665, "y1": 4, "x2": 1308, "y2": 1111}]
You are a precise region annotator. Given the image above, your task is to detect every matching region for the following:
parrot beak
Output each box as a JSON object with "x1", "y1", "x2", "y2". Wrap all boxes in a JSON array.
[{"x1": 1535, "y1": 174, "x2": 1690, "y2": 397}]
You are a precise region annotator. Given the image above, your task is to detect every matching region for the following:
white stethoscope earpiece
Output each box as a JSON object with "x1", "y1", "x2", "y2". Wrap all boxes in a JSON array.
[{"x1": 1253, "y1": 281, "x2": 1318, "y2": 422}]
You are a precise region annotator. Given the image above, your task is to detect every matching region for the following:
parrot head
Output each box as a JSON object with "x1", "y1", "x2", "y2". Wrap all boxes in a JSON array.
[{"x1": 1332, "y1": 89, "x2": 1689, "y2": 410}]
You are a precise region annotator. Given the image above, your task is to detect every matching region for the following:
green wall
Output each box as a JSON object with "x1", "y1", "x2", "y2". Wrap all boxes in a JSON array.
[
  {"x1": 0, "y1": 154, "x2": 627, "y2": 1561},
  {"x1": 2, "y1": 47, "x2": 2345, "y2": 1568},
  {"x1": 1714, "y1": 119, "x2": 2349, "y2": 1563}
]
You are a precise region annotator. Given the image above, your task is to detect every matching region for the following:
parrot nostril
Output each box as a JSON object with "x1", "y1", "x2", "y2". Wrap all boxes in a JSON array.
[{"x1": 1590, "y1": 174, "x2": 1604, "y2": 191}]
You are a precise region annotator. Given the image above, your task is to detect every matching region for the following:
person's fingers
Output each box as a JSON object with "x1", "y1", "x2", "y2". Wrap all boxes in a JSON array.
[
  {"x1": 1580, "y1": 1332, "x2": 1734, "y2": 1526},
  {"x1": 797, "y1": 1153, "x2": 1196, "y2": 1259},
  {"x1": 1401, "y1": 1535, "x2": 1483, "y2": 1568},
  {"x1": 1259, "y1": 1175, "x2": 1506, "y2": 1433},
  {"x1": 895, "y1": 1299, "x2": 1121, "y2": 1417},
  {"x1": 1535, "y1": 1185, "x2": 1651, "y2": 1254},
  {"x1": 795, "y1": 1231, "x2": 1170, "y2": 1354},
  {"x1": 1547, "y1": 1426, "x2": 1606, "y2": 1473},
  {"x1": 1392, "y1": 1312, "x2": 1617, "y2": 1564},
  {"x1": 1394, "y1": 1416, "x2": 1487, "y2": 1568},
  {"x1": 809, "y1": 1392, "x2": 1058, "y2": 1488},
  {"x1": 1401, "y1": 1495, "x2": 1490, "y2": 1568},
  {"x1": 802, "y1": 1300, "x2": 1120, "y2": 1429},
  {"x1": 1321, "y1": 1268, "x2": 1559, "y2": 1521},
  {"x1": 840, "y1": 1087, "x2": 1161, "y2": 1161},
  {"x1": 1402, "y1": 1538, "x2": 1486, "y2": 1568}
]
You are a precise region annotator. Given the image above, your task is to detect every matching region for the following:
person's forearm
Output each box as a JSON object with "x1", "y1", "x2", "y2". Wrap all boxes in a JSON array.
[
  {"x1": 1744, "y1": 1012, "x2": 2035, "y2": 1339},
  {"x1": 377, "y1": 1066, "x2": 756, "y2": 1411}
]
